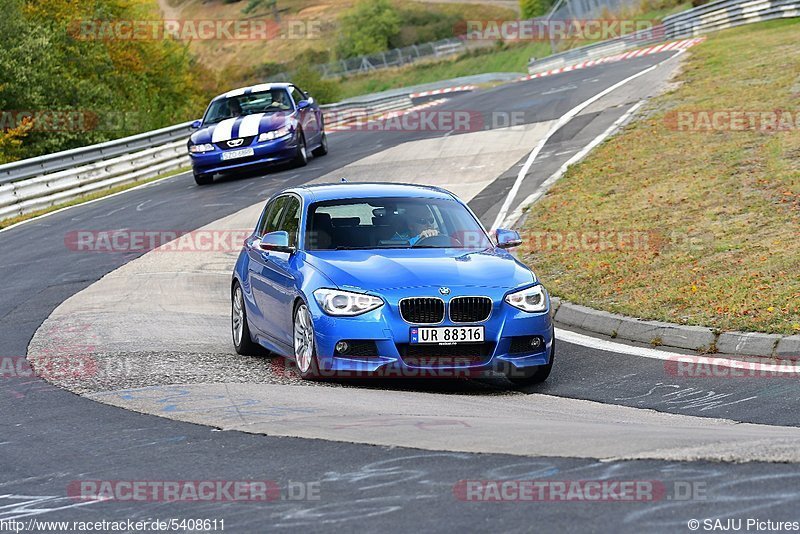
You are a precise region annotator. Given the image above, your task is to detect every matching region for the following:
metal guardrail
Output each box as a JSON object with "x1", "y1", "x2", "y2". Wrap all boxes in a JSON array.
[
  {"x1": 527, "y1": 0, "x2": 800, "y2": 74},
  {"x1": 0, "y1": 94, "x2": 414, "y2": 221},
  {"x1": 0, "y1": 122, "x2": 195, "y2": 186}
]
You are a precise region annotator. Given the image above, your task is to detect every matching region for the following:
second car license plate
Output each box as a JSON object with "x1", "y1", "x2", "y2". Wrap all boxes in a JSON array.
[
  {"x1": 221, "y1": 148, "x2": 254, "y2": 161},
  {"x1": 410, "y1": 326, "x2": 484, "y2": 345}
]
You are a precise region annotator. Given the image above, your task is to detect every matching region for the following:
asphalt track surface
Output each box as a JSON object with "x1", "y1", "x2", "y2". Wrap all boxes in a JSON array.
[{"x1": 2, "y1": 51, "x2": 799, "y2": 532}]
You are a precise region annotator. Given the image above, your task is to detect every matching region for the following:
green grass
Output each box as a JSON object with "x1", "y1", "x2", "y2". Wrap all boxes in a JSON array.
[
  {"x1": 0, "y1": 167, "x2": 191, "y2": 230},
  {"x1": 336, "y1": 42, "x2": 548, "y2": 99},
  {"x1": 519, "y1": 18, "x2": 800, "y2": 335},
  {"x1": 334, "y1": 1, "x2": 693, "y2": 100}
]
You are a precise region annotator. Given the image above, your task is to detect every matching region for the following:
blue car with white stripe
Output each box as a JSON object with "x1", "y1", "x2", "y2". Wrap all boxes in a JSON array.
[{"x1": 188, "y1": 83, "x2": 328, "y2": 185}]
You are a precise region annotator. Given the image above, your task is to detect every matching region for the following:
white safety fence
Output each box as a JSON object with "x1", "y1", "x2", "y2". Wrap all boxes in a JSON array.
[{"x1": 527, "y1": 0, "x2": 800, "y2": 74}]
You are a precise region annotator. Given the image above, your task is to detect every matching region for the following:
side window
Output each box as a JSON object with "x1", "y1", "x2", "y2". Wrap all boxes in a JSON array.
[
  {"x1": 290, "y1": 86, "x2": 306, "y2": 106},
  {"x1": 280, "y1": 197, "x2": 301, "y2": 247},
  {"x1": 259, "y1": 196, "x2": 288, "y2": 235},
  {"x1": 257, "y1": 200, "x2": 276, "y2": 235}
]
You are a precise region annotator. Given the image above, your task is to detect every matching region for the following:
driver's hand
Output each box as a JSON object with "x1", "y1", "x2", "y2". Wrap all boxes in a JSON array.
[{"x1": 419, "y1": 228, "x2": 439, "y2": 239}]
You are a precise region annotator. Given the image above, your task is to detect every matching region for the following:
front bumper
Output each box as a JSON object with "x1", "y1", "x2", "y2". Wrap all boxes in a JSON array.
[
  {"x1": 305, "y1": 286, "x2": 553, "y2": 378},
  {"x1": 189, "y1": 134, "x2": 298, "y2": 175}
]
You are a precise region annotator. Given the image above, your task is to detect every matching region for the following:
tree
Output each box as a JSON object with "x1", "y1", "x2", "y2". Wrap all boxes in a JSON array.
[
  {"x1": 336, "y1": 0, "x2": 401, "y2": 58},
  {"x1": 0, "y1": 0, "x2": 210, "y2": 161}
]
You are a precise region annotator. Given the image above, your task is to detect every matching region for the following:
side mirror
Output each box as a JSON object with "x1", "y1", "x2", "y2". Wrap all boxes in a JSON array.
[
  {"x1": 296, "y1": 100, "x2": 311, "y2": 110},
  {"x1": 496, "y1": 228, "x2": 522, "y2": 249},
  {"x1": 259, "y1": 231, "x2": 294, "y2": 253},
  {"x1": 190, "y1": 120, "x2": 202, "y2": 129}
]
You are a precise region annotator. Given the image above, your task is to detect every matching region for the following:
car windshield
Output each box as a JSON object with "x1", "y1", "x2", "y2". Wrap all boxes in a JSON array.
[
  {"x1": 305, "y1": 197, "x2": 492, "y2": 250},
  {"x1": 203, "y1": 89, "x2": 293, "y2": 125}
]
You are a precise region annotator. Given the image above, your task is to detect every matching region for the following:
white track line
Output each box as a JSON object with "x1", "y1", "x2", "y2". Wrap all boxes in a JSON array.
[
  {"x1": 491, "y1": 49, "x2": 685, "y2": 231},
  {"x1": 500, "y1": 99, "x2": 646, "y2": 228},
  {"x1": 558, "y1": 328, "x2": 798, "y2": 375}
]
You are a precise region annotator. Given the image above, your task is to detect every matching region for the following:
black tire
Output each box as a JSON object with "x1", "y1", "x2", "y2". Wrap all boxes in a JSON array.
[
  {"x1": 232, "y1": 283, "x2": 259, "y2": 355},
  {"x1": 194, "y1": 172, "x2": 213, "y2": 186},
  {"x1": 506, "y1": 337, "x2": 555, "y2": 386},
  {"x1": 311, "y1": 132, "x2": 328, "y2": 157},
  {"x1": 293, "y1": 302, "x2": 321, "y2": 380},
  {"x1": 293, "y1": 132, "x2": 308, "y2": 167}
]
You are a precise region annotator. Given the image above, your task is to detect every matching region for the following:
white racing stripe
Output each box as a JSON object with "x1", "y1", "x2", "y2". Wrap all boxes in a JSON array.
[
  {"x1": 557, "y1": 328, "x2": 798, "y2": 374},
  {"x1": 490, "y1": 49, "x2": 685, "y2": 231},
  {"x1": 211, "y1": 117, "x2": 237, "y2": 142},
  {"x1": 248, "y1": 83, "x2": 272, "y2": 93},
  {"x1": 238, "y1": 113, "x2": 265, "y2": 138}
]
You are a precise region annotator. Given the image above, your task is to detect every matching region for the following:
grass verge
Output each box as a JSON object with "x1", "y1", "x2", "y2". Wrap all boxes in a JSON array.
[
  {"x1": 0, "y1": 167, "x2": 191, "y2": 230},
  {"x1": 519, "y1": 18, "x2": 800, "y2": 335},
  {"x1": 334, "y1": 2, "x2": 692, "y2": 100}
]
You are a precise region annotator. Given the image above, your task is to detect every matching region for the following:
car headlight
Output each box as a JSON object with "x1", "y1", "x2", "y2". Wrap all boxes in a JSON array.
[
  {"x1": 314, "y1": 288, "x2": 383, "y2": 316},
  {"x1": 258, "y1": 126, "x2": 292, "y2": 142},
  {"x1": 189, "y1": 143, "x2": 214, "y2": 153},
  {"x1": 505, "y1": 285, "x2": 547, "y2": 313}
]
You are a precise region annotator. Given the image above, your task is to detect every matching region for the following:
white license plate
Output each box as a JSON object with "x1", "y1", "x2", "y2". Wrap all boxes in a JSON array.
[
  {"x1": 410, "y1": 326, "x2": 484, "y2": 345},
  {"x1": 221, "y1": 148, "x2": 254, "y2": 161}
]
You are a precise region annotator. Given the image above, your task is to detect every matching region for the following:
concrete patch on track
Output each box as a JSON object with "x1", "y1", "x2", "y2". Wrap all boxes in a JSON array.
[
  {"x1": 310, "y1": 120, "x2": 557, "y2": 202},
  {"x1": 84, "y1": 382, "x2": 800, "y2": 463}
]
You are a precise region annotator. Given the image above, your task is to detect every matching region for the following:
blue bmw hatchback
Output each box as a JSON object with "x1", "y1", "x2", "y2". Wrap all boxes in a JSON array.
[
  {"x1": 188, "y1": 83, "x2": 327, "y2": 185},
  {"x1": 231, "y1": 183, "x2": 554, "y2": 385}
]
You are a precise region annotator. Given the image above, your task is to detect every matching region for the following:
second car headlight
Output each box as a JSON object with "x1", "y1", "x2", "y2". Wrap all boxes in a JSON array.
[
  {"x1": 258, "y1": 126, "x2": 292, "y2": 142},
  {"x1": 189, "y1": 143, "x2": 214, "y2": 153},
  {"x1": 314, "y1": 288, "x2": 383, "y2": 316},
  {"x1": 505, "y1": 285, "x2": 547, "y2": 313}
]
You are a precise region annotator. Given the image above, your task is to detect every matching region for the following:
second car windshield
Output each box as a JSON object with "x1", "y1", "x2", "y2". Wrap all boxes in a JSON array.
[
  {"x1": 305, "y1": 197, "x2": 492, "y2": 250},
  {"x1": 203, "y1": 89, "x2": 293, "y2": 125}
]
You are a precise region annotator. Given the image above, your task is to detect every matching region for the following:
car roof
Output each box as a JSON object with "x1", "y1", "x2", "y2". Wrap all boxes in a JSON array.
[
  {"x1": 287, "y1": 182, "x2": 458, "y2": 203},
  {"x1": 210, "y1": 83, "x2": 293, "y2": 102}
]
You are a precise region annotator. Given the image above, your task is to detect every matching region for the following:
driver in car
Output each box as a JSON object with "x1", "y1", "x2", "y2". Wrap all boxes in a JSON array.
[
  {"x1": 392, "y1": 205, "x2": 440, "y2": 246},
  {"x1": 228, "y1": 99, "x2": 243, "y2": 118}
]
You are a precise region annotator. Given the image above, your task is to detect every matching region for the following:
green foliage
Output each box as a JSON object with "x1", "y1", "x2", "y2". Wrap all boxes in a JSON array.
[
  {"x1": 0, "y1": 0, "x2": 210, "y2": 162},
  {"x1": 242, "y1": 0, "x2": 275, "y2": 15},
  {"x1": 520, "y1": 0, "x2": 550, "y2": 19},
  {"x1": 391, "y1": 7, "x2": 460, "y2": 47},
  {"x1": 336, "y1": 0, "x2": 401, "y2": 59},
  {"x1": 290, "y1": 65, "x2": 341, "y2": 105}
]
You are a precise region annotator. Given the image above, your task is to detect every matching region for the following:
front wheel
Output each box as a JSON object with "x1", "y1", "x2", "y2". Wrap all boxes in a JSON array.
[
  {"x1": 293, "y1": 303, "x2": 320, "y2": 379},
  {"x1": 293, "y1": 133, "x2": 308, "y2": 167},
  {"x1": 506, "y1": 338, "x2": 555, "y2": 386},
  {"x1": 311, "y1": 132, "x2": 328, "y2": 157},
  {"x1": 194, "y1": 172, "x2": 213, "y2": 185},
  {"x1": 232, "y1": 283, "x2": 258, "y2": 355}
]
